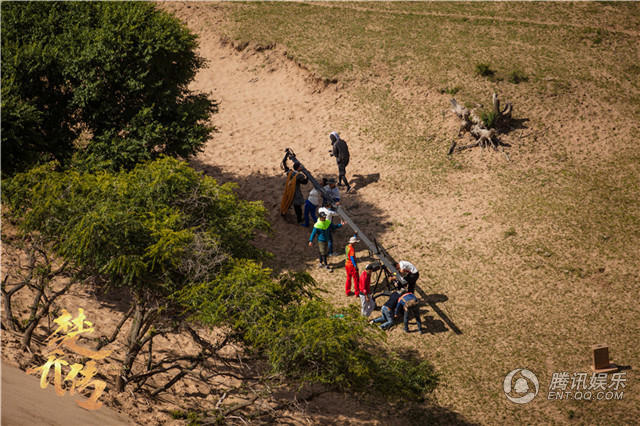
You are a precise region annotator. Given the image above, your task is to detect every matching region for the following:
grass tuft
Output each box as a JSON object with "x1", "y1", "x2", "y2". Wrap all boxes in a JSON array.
[
  {"x1": 481, "y1": 109, "x2": 498, "y2": 128},
  {"x1": 475, "y1": 63, "x2": 495, "y2": 78},
  {"x1": 508, "y1": 69, "x2": 528, "y2": 84}
]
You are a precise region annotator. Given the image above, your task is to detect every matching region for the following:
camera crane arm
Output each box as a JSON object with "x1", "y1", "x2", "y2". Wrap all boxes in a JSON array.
[{"x1": 284, "y1": 148, "x2": 406, "y2": 286}]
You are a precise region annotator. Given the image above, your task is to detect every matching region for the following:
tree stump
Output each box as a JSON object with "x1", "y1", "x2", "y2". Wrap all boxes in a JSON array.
[{"x1": 448, "y1": 93, "x2": 512, "y2": 158}]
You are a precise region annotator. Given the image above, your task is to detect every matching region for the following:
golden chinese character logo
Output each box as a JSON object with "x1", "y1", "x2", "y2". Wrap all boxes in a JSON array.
[{"x1": 27, "y1": 308, "x2": 112, "y2": 410}]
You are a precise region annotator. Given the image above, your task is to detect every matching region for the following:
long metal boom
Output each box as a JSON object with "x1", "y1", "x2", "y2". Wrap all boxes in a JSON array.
[{"x1": 284, "y1": 148, "x2": 406, "y2": 286}]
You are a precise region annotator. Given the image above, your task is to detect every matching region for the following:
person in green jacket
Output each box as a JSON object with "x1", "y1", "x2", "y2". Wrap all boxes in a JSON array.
[{"x1": 309, "y1": 211, "x2": 344, "y2": 271}]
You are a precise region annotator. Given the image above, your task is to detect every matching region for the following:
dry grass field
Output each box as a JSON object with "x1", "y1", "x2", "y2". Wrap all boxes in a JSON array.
[{"x1": 166, "y1": 2, "x2": 639, "y2": 424}]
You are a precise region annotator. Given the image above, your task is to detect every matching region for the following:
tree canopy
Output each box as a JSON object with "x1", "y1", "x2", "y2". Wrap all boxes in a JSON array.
[
  {"x1": 5, "y1": 157, "x2": 269, "y2": 295},
  {"x1": 1, "y1": 2, "x2": 216, "y2": 175}
]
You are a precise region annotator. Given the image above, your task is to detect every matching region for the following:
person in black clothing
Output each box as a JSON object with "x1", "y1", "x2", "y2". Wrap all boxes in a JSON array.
[
  {"x1": 329, "y1": 131, "x2": 352, "y2": 192},
  {"x1": 371, "y1": 291, "x2": 401, "y2": 330},
  {"x1": 283, "y1": 160, "x2": 308, "y2": 224}
]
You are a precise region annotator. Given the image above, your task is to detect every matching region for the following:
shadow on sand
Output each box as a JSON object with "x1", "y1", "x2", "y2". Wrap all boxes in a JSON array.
[{"x1": 190, "y1": 158, "x2": 394, "y2": 274}]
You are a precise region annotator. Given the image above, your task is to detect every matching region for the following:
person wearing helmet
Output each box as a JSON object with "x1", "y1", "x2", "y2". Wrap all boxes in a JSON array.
[
  {"x1": 309, "y1": 212, "x2": 344, "y2": 270},
  {"x1": 344, "y1": 235, "x2": 360, "y2": 296}
]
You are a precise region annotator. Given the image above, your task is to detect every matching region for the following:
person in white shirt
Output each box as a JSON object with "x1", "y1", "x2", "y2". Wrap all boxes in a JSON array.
[
  {"x1": 302, "y1": 186, "x2": 323, "y2": 227},
  {"x1": 320, "y1": 178, "x2": 340, "y2": 255},
  {"x1": 395, "y1": 260, "x2": 419, "y2": 293}
]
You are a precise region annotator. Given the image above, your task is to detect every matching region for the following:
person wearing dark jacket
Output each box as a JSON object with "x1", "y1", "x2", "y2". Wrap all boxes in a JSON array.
[
  {"x1": 372, "y1": 291, "x2": 401, "y2": 330},
  {"x1": 329, "y1": 132, "x2": 352, "y2": 192},
  {"x1": 283, "y1": 160, "x2": 308, "y2": 224}
]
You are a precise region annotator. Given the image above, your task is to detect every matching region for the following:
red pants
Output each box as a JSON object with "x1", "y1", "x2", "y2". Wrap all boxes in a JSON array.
[{"x1": 345, "y1": 264, "x2": 358, "y2": 295}]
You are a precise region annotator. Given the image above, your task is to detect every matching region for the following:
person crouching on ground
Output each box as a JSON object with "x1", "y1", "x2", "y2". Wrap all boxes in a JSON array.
[
  {"x1": 308, "y1": 212, "x2": 344, "y2": 271},
  {"x1": 344, "y1": 235, "x2": 359, "y2": 296},
  {"x1": 394, "y1": 291, "x2": 424, "y2": 334},
  {"x1": 358, "y1": 263, "x2": 375, "y2": 317},
  {"x1": 372, "y1": 291, "x2": 401, "y2": 330}
]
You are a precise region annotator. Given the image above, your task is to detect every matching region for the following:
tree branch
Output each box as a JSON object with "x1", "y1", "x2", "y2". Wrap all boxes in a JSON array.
[{"x1": 96, "y1": 304, "x2": 135, "y2": 350}]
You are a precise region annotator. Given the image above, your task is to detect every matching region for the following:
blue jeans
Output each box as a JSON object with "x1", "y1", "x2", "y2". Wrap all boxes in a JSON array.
[
  {"x1": 328, "y1": 230, "x2": 334, "y2": 254},
  {"x1": 303, "y1": 200, "x2": 317, "y2": 227},
  {"x1": 404, "y1": 305, "x2": 422, "y2": 332},
  {"x1": 372, "y1": 306, "x2": 394, "y2": 330}
]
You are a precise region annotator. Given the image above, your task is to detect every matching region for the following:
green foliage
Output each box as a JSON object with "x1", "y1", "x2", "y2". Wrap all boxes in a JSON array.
[
  {"x1": 1, "y1": 2, "x2": 216, "y2": 175},
  {"x1": 187, "y1": 411, "x2": 202, "y2": 426},
  {"x1": 170, "y1": 410, "x2": 187, "y2": 419},
  {"x1": 4, "y1": 157, "x2": 270, "y2": 293},
  {"x1": 440, "y1": 86, "x2": 461, "y2": 95},
  {"x1": 178, "y1": 260, "x2": 438, "y2": 401},
  {"x1": 475, "y1": 63, "x2": 495, "y2": 78},
  {"x1": 5, "y1": 155, "x2": 436, "y2": 401},
  {"x1": 508, "y1": 69, "x2": 528, "y2": 84},
  {"x1": 480, "y1": 110, "x2": 498, "y2": 129}
]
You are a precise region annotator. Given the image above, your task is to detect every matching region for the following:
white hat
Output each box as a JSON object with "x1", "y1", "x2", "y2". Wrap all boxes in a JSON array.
[{"x1": 348, "y1": 236, "x2": 360, "y2": 244}]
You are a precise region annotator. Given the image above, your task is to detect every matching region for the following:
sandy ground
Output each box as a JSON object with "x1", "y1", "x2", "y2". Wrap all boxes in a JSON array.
[
  {"x1": 1, "y1": 362, "x2": 130, "y2": 425},
  {"x1": 163, "y1": 3, "x2": 398, "y2": 276}
]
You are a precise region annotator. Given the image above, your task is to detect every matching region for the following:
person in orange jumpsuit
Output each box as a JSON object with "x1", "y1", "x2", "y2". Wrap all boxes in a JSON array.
[{"x1": 344, "y1": 235, "x2": 359, "y2": 295}]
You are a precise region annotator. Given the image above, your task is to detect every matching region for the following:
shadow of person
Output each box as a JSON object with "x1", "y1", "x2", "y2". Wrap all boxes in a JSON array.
[
  {"x1": 422, "y1": 314, "x2": 448, "y2": 334},
  {"x1": 415, "y1": 290, "x2": 463, "y2": 335},
  {"x1": 350, "y1": 173, "x2": 380, "y2": 190}
]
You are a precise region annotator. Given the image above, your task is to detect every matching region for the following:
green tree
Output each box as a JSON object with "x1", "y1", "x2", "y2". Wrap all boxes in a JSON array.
[
  {"x1": 1, "y1": 2, "x2": 216, "y2": 175},
  {"x1": 178, "y1": 260, "x2": 438, "y2": 401},
  {"x1": 5, "y1": 157, "x2": 269, "y2": 391}
]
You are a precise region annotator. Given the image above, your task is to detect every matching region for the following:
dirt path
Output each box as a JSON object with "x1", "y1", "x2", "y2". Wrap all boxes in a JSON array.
[{"x1": 1, "y1": 362, "x2": 131, "y2": 425}]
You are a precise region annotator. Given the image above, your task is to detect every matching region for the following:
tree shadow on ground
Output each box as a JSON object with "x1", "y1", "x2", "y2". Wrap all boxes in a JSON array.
[
  {"x1": 190, "y1": 158, "x2": 393, "y2": 274},
  {"x1": 272, "y1": 382, "x2": 478, "y2": 426},
  {"x1": 498, "y1": 116, "x2": 529, "y2": 135}
]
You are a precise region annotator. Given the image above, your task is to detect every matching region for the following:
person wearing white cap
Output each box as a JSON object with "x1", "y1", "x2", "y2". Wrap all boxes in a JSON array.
[
  {"x1": 394, "y1": 260, "x2": 419, "y2": 293},
  {"x1": 309, "y1": 211, "x2": 344, "y2": 270},
  {"x1": 319, "y1": 179, "x2": 340, "y2": 256},
  {"x1": 344, "y1": 235, "x2": 360, "y2": 295}
]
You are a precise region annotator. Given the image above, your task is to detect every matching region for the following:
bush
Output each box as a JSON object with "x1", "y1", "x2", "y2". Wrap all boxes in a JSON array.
[
  {"x1": 475, "y1": 63, "x2": 495, "y2": 78},
  {"x1": 440, "y1": 86, "x2": 461, "y2": 95},
  {"x1": 178, "y1": 260, "x2": 438, "y2": 401},
  {"x1": 1, "y1": 2, "x2": 216, "y2": 175},
  {"x1": 4, "y1": 157, "x2": 270, "y2": 291},
  {"x1": 6, "y1": 157, "x2": 439, "y2": 401},
  {"x1": 508, "y1": 69, "x2": 528, "y2": 84},
  {"x1": 481, "y1": 110, "x2": 498, "y2": 129}
]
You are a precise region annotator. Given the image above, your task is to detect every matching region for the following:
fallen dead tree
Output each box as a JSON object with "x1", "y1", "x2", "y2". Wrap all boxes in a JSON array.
[{"x1": 448, "y1": 93, "x2": 512, "y2": 159}]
